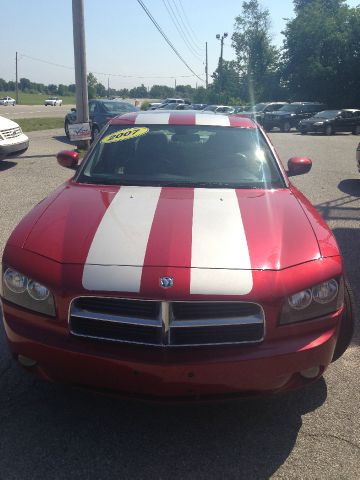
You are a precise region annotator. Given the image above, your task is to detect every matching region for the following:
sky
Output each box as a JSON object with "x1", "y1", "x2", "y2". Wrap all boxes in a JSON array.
[{"x1": 1, "y1": 0, "x2": 359, "y2": 90}]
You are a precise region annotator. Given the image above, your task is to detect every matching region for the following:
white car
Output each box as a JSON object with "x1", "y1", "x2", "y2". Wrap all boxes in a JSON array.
[
  {"x1": 0, "y1": 116, "x2": 29, "y2": 160},
  {"x1": 44, "y1": 97, "x2": 62, "y2": 106},
  {"x1": 0, "y1": 96, "x2": 16, "y2": 106}
]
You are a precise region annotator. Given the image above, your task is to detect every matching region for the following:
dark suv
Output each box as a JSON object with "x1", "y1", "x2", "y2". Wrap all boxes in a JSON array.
[
  {"x1": 235, "y1": 102, "x2": 288, "y2": 125},
  {"x1": 263, "y1": 102, "x2": 326, "y2": 132}
]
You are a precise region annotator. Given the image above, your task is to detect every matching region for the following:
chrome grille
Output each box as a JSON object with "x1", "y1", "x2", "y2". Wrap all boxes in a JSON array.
[
  {"x1": 70, "y1": 297, "x2": 264, "y2": 347},
  {"x1": 1, "y1": 127, "x2": 21, "y2": 139}
]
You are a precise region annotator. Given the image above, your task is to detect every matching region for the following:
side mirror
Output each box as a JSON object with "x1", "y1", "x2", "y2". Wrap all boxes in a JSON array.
[
  {"x1": 287, "y1": 157, "x2": 312, "y2": 176},
  {"x1": 71, "y1": 107, "x2": 76, "y2": 112},
  {"x1": 57, "y1": 150, "x2": 79, "y2": 169}
]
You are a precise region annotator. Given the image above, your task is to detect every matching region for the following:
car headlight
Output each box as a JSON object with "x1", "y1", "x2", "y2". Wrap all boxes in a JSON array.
[
  {"x1": 0, "y1": 132, "x2": 4, "y2": 140},
  {"x1": 313, "y1": 122, "x2": 324, "y2": 126},
  {"x1": 1, "y1": 267, "x2": 56, "y2": 316},
  {"x1": 280, "y1": 278, "x2": 343, "y2": 324}
]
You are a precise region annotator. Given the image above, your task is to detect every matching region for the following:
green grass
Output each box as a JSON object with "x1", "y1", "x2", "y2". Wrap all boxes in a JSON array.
[
  {"x1": 0, "y1": 91, "x2": 75, "y2": 105},
  {"x1": 16, "y1": 117, "x2": 64, "y2": 132}
]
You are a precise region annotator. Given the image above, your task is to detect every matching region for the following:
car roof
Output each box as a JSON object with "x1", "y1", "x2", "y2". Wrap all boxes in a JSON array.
[{"x1": 109, "y1": 110, "x2": 257, "y2": 128}]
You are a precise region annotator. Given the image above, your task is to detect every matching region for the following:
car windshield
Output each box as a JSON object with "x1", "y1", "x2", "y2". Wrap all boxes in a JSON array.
[
  {"x1": 101, "y1": 101, "x2": 136, "y2": 114},
  {"x1": 278, "y1": 104, "x2": 301, "y2": 113},
  {"x1": 314, "y1": 110, "x2": 340, "y2": 119},
  {"x1": 76, "y1": 124, "x2": 285, "y2": 189},
  {"x1": 203, "y1": 105, "x2": 218, "y2": 112}
]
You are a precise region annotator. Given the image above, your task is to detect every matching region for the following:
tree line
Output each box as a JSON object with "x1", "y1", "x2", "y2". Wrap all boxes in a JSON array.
[{"x1": 1, "y1": 0, "x2": 359, "y2": 107}]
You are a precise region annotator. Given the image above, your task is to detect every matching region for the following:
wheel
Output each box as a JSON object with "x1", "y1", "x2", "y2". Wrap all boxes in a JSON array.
[
  {"x1": 281, "y1": 121, "x2": 291, "y2": 133},
  {"x1": 324, "y1": 124, "x2": 333, "y2": 136},
  {"x1": 300, "y1": 129, "x2": 307, "y2": 135},
  {"x1": 64, "y1": 120, "x2": 70, "y2": 139},
  {"x1": 332, "y1": 279, "x2": 355, "y2": 362},
  {"x1": 352, "y1": 125, "x2": 360, "y2": 135},
  {"x1": 91, "y1": 126, "x2": 100, "y2": 143}
]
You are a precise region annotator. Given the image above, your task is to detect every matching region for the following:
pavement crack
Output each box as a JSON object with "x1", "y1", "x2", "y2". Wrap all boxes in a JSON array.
[{"x1": 302, "y1": 431, "x2": 360, "y2": 451}]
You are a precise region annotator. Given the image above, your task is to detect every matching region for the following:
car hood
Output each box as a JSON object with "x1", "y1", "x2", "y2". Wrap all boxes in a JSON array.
[
  {"x1": 22, "y1": 183, "x2": 320, "y2": 273},
  {"x1": 0, "y1": 116, "x2": 20, "y2": 130},
  {"x1": 266, "y1": 111, "x2": 294, "y2": 117}
]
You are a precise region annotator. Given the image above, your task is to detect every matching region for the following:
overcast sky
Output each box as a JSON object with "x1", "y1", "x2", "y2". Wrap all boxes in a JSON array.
[{"x1": 1, "y1": 0, "x2": 359, "y2": 90}]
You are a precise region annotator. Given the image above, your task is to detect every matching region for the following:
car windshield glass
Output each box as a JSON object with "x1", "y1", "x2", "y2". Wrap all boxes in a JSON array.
[
  {"x1": 102, "y1": 102, "x2": 136, "y2": 114},
  {"x1": 76, "y1": 125, "x2": 285, "y2": 189},
  {"x1": 314, "y1": 110, "x2": 340, "y2": 119},
  {"x1": 203, "y1": 105, "x2": 217, "y2": 111},
  {"x1": 248, "y1": 103, "x2": 267, "y2": 112},
  {"x1": 278, "y1": 104, "x2": 301, "y2": 113}
]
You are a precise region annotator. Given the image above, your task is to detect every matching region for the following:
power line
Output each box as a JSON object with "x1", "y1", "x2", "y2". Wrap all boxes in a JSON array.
[
  {"x1": 172, "y1": 0, "x2": 204, "y2": 53},
  {"x1": 176, "y1": 0, "x2": 203, "y2": 47},
  {"x1": 19, "y1": 53, "x2": 201, "y2": 80},
  {"x1": 137, "y1": 0, "x2": 204, "y2": 82},
  {"x1": 162, "y1": 0, "x2": 202, "y2": 59}
]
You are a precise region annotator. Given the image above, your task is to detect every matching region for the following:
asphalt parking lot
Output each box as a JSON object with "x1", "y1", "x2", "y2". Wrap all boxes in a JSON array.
[
  {"x1": 0, "y1": 128, "x2": 359, "y2": 479},
  {"x1": 0, "y1": 104, "x2": 74, "y2": 119}
]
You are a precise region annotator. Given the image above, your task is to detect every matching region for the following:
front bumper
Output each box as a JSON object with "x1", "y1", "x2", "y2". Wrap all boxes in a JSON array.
[
  {"x1": 0, "y1": 136, "x2": 29, "y2": 157},
  {"x1": 2, "y1": 299, "x2": 340, "y2": 399}
]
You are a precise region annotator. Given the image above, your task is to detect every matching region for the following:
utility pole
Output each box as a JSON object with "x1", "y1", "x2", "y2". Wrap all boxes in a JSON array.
[
  {"x1": 72, "y1": 0, "x2": 90, "y2": 150},
  {"x1": 216, "y1": 32, "x2": 228, "y2": 100},
  {"x1": 205, "y1": 42, "x2": 208, "y2": 89},
  {"x1": 15, "y1": 52, "x2": 19, "y2": 104},
  {"x1": 108, "y1": 77, "x2": 110, "y2": 98},
  {"x1": 174, "y1": 78, "x2": 177, "y2": 93}
]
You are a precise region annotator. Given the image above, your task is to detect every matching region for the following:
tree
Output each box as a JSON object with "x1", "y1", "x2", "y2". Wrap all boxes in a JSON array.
[
  {"x1": 96, "y1": 82, "x2": 106, "y2": 97},
  {"x1": 282, "y1": 1, "x2": 360, "y2": 106},
  {"x1": 87, "y1": 72, "x2": 98, "y2": 99},
  {"x1": 231, "y1": 0, "x2": 280, "y2": 102},
  {"x1": 129, "y1": 84, "x2": 148, "y2": 98},
  {"x1": 19, "y1": 77, "x2": 31, "y2": 91},
  {"x1": 211, "y1": 60, "x2": 242, "y2": 103},
  {"x1": 47, "y1": 84, "x2": 58, "y2": 94}
]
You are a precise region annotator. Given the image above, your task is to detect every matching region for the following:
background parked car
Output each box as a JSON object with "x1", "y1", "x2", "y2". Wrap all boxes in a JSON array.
[
  {"x1": 64, "y1": 99, "x2": 138, "y2": 140},
  {"x1": 0, "y1": 96, "x2": 16, "y2": 106},
  {"x1": 235, "y1": 102, "x2": 288, "y2": 125},
  {"x1": 0, "y1": 115, "x2": 29, "y2": 160},
  {"x1": 264, "y1": 102, "x2": 326, "y2": 132},
  {"x1": 44, "y1": 97, "x2": 63, "y2": 106},
  {"x1": 203, "y1": 105, "x2": 235, "y2": 114},
  {"x1": 298, "y1": 109, "x2": 360, "y2": 135},
  {"x1": 356, "y1": 142, "x2": 360, "y2": 172}
]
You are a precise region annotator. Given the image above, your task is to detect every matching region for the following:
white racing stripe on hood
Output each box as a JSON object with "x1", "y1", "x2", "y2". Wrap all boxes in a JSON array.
[
  {"x1": 82, "y1": 186, "x2": 161, "y2": 292},
  {"x1": 190, "y1": 189, "x2": 253, "y2": 295}
]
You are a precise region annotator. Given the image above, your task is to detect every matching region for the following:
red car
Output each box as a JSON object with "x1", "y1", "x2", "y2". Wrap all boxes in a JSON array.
[{"x1": 0, "y1": 111, "x2": 354, "y2": 400}]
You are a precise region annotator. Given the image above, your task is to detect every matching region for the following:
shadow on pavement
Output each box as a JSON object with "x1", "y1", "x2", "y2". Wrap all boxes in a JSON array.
[
  {"x1": 338, "y1": 179, "x2": 360, "y2": 197},
  {"x1": 0, "y1": 319, "x2": 327, "y2": 480},
  {"x1": 53, "y1": 135, "x2": 74, "y2": 146},
  {"x1": 0, "y1": 160, "x2": 17, "y2": 171}
]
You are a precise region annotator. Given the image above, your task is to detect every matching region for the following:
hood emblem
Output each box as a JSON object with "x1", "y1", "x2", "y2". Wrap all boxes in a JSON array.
[{"x1": 160, "y1": 277, "x2": 174, "y2": 289}]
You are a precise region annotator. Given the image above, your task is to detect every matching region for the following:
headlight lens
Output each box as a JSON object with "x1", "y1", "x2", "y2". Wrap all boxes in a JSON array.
[
  {"x1": 280, "y1": 278, "x2": 343, "y2": 324},
  {"x1": 312, "y1": 279, "x2": 338, "y2": 304},
  {"x1": 4, "y1": 268, "x2": 28, "y2": 293},
  {"x1": 288, "y1": 289, "x2": 312, "y2": 310},
  {"x1": 1, "y1": 267, "x2": 56, "y2": 316},
  {"x1": 27, "y1": 280, "x2": 50, "y2": 301}
]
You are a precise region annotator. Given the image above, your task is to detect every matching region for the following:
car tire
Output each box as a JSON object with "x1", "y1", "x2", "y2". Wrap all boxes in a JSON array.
[
  {"x1": 332, "y1": 279, "x2": 356, "y2": 362},
  {"x1": 324, "y1": 125, "x2": 333, "y2": 136},
  {"x1": 281, "y1": 121, "x2": 291, "y2": 133},
  {"x1": 300, "y1": 130, "x2": 307, "y2": 135},
  {"x1": 65, "y1": 120, "x2": 70, "y2": 139},
  {"x1": 352, "y1": 125, "x2": 360, "y2": 135}
]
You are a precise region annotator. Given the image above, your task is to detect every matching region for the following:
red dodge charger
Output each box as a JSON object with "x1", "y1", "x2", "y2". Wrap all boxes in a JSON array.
[{"x1": 0, "y1": 111, "x2": 354, "y2": 400}]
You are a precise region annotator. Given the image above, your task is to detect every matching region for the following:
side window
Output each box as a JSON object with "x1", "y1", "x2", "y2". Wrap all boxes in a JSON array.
[{"x1": 89, "y1": 102, "x2": 97, "y2": 114}]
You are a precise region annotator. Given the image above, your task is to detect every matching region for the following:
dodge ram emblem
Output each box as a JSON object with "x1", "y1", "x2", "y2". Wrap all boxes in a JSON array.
[{"x1": 160, "y1": 277, "x2": 174, "y2": 288}]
